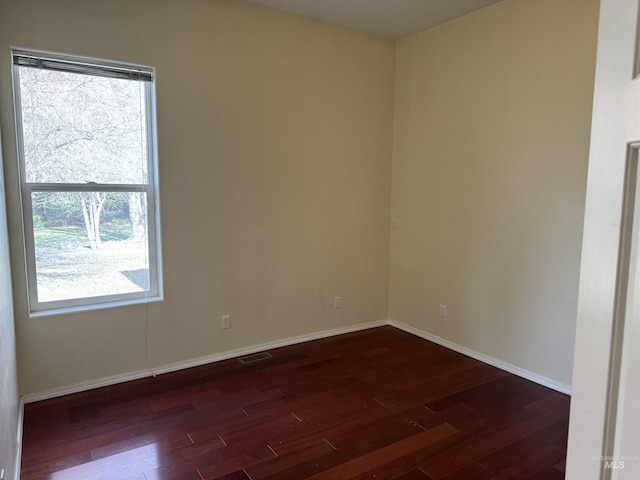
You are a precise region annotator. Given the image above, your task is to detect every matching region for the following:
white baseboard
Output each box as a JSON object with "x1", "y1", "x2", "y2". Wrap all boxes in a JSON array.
[
  {"x1": 22, "y1": 369, "x2": 153, "y2": 404},
  {"x1": 389, "y1": 320, "x2": 572, "y2": 395},
  {"x1": 14, "y1": 397, "x2": 23, "y2": 480},
  {"x1": 151, "y1": 319, "x2": 388, "y2": 377},
  {"x1": 22, "y1": 318, "x2": 570, "y2": 403},
  {"x1": 22, "y1": 320, "x2": 388, "y2": 403}
]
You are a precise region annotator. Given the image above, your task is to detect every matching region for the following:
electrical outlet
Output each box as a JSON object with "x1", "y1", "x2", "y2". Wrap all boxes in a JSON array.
[
  {"x1": 221, "y1": 315, "x2": 231, "y2": 329},
  {"x1": 334, "y1": 296, "x2": 342, "y2": 309},
  {"x1": 439, "y1": 304, "x2": 447, "y2": 318}
]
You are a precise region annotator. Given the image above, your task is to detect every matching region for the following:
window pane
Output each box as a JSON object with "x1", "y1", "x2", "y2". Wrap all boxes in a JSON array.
[
  {"x1": 32, "y1": 191, "x2": 150, "y2": 303},
  {"x1": 18, "y1": 67, "x2": 149, "y2": 185}
]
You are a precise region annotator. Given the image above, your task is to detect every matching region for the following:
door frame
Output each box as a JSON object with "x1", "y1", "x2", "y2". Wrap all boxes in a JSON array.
[{"x1": 566, "y1": 0, "x2": 640, "y2": 478}]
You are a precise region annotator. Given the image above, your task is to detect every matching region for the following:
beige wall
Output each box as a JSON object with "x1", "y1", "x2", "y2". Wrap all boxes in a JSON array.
[
  {"x1": 0, "y1": 0, "x2": 600, "y2": 398},
  {"x1": 0, "y1": 133, "x2": 19, "y2": 480},
  {"x1": 0, "y1": 0, "x2": 395, "y2": 395},
  {"x1": 389, "y1": 0, "x2": 599, "y2": 388}
]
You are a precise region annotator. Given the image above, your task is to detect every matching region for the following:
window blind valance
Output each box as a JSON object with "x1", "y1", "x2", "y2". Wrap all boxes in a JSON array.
[{"x1": 13, "y1": 50, "x2": 153, "y2": 82}]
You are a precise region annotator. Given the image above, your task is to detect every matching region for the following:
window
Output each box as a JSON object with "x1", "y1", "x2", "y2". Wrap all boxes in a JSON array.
[{"x1": 12, "y1": 50, "x2": 162, "y2": 314}]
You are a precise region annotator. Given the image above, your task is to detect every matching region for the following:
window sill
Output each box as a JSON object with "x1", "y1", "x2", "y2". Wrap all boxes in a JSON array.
[{"x1": 29, "y1": 295, "x2": 164, "y2": 318}]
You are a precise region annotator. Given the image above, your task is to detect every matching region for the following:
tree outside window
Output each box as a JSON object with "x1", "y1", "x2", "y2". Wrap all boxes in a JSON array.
[{"x1": 13, "y1": 51, "x2": 162, "y2": 312}]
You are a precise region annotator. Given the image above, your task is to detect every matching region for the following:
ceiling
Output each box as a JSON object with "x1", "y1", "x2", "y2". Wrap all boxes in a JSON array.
[{"x1": 240, "y1": 0, "x2": 504, "y2": 39}]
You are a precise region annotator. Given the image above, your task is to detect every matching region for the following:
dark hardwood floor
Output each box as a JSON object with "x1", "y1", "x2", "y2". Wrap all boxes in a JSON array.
[{"x1": 20, "y1": 326, "x2": 570, "y2": 480}]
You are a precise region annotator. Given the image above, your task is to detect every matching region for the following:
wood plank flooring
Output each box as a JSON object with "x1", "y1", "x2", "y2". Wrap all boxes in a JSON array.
[{"x1": 20, "y1": 326, "x2": 570, "y2": 480}]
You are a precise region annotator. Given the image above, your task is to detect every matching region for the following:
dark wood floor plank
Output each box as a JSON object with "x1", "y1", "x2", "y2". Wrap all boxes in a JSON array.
[
  {"x1": 374, "y1": 364, "x2": 510, "y2": 408},
  {"x1": 487, "y1": 445, "x2": 566, "y2": 480},
  {"x1": 20, "y1": 451, "x2": 94, "y2": 479},
  {"x1": 21, "y1": 428, "x2": 132, "y2": 468},
  {"x1": 391, "y1": 469, "x2": 434, "y2": 480},
  {"x1": 439, "y1": 463, "x2": 493, "y2": 480},
  {"x1": 264, "y1": 401, "x2": 443, "y2": 459},
  {"x1": 476, "y1": 419, "x2": 570, "y2": 474},
  {"x1": 243, "y1": 440, "x2": 337, "y2": 479},
  {"x1": 426, "y1": 375, "x2": 548, "y2": 412},
  {"x1": 387, "y1": 356, "x2": 483, "y2": 392},
  {"x1": 419, "y1": 401, "x2": 570, "y2": 478},
  {"x1": 524, "y1": 391, "x2": 571, "y2": 414},
  {"x1": 304, "y1": 423, "x2": 459, "y2": 479},
  {"x1": 526, "y1": 466, "x2": 566, "y2": 480},
  {"x1": 212, "y1": 471, "x2": 251, "y2": 480},
  {"x1": 137, "y1": 462, "x2": 204, "y2": 480},
  {"x1": 323, "y1": 416, "x2": 428, "y2": 460},
  {"x1": 20, "y1": 326, "x2": 571, "y2": 480}
]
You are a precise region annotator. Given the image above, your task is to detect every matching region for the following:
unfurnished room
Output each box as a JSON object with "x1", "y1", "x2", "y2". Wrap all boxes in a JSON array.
[{"x1": 0, "y1": 0, "x2": 638, "y2": 478}]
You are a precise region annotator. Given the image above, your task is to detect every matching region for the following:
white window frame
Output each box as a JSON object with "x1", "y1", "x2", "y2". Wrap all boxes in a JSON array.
[{"x1": 11, "y1": 49, "x2": 163, "y2": 315}]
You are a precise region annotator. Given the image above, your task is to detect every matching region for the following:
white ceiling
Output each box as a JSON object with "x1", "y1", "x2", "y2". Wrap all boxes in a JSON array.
[{"x1": 240, "y1": 0, "x2": 504, "y2": 39}]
